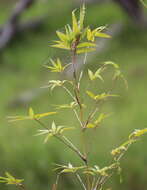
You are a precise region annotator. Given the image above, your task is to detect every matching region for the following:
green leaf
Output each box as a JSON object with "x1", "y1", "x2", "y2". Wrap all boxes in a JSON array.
[
  {"x1": 129, "y1": 128, "x2": 147, "y2": 139},
  {"x1": 29, "y1": 107, "x2": 34, "y2": 119},
  {"x1": 77, "y1": 42, "x2": 96, "y2": 48},
  {"x1": 88, "y1": 69, "x2": 95, "y2": 80},
  {"x1": 45, "y1": 58, "x2": 66, "y2": 73},
  {"x1": 87, "y1": 28, "x2": 94, "y2": 42},
  {"x1": 51, "y1": 43, "x2": 70, "y2": 50},
  {"x1": 104, "y1": 61, "x2": 119, "y2": 69},
  {"x1": 79, "y1": 4, "x2": 85, "y2": 30},
  {"x1": 36, "y1": 122, "x2": 74, "y2": 143},
  {"x1": 35, "y1": 111, "x2": 57, "y2": 120},
  {"x1": 77, "y1": 48, "x2": 96, "y2": 54},
  {"x1": 95, "y1": 113, "x2": 109, "y2": 125},
  {"x1": 48, "y1": 80, "x2": 68, "y2": 91},
  {"x1": 95, "y1": 32, "x2": 111, "y2": 38},
  {"x1": 7, "y1": 109, "x2": 56, "y2": 122},
  {"x1": 86, "y1": 113, "x2": 109, "y2": 129},
  {"x1": 55, "y1": 163, "x2": 85, "y2": 174},
  {"x1": 55, "y1": 102, "x2": 77, "y2": 109},
  {"x1": 86, "y1": 90, "x2": 96, "y2": 99},
  {"x1": 86, "y1": 123, "x2": 95, "y2": 129},
  {"x1": 86, "y1": 91, "x2": 118, "y2": 101},
  {"x1": 88, "y1": 68, "x2": 104, "y2": 81},
  {"x1": 72, "y1": 9, "x2": 80, "y2": 35},
  {"x1": 56, "y1": 31, "x2": 67, "y2": 42},
  {"x1": 95, "y1": 69, "x2": 104, "y2": 82},
  {"x1": 0, "y1": 172, "x2": 23, "y2": 185},
  {"x1": 87, "y1": 26, "x2": 110, "y2": 42}
]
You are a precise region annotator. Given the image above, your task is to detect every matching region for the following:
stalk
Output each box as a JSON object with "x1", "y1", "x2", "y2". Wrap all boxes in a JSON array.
[
  {"x1": 71, "y1": 38, "x2": 84, "y2": 127},
  {"x1": 55, "y1": 135, "x2": 87, "y2": 164}
]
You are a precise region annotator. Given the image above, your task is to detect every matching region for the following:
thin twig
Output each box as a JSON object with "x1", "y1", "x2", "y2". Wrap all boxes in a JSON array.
[
  {"x1": 63, "y1": 136, "x2": 87, "y2": 164},
  {"x1": 55, "y1": 135, "x2": 87, "y2": 164},
  {"x1": 91, "y1": 177, "x2": 96, "y2": 190},
  {"x1": 76, "y1": 173, "x2": 87, "y2": 190},
  {"x1": 71, "y1": 40, "x2": 84, "y2": 126},
  {"x1": 83, "y1": 105, "x2": 99, "y2": 130},
  {"x1": 34, "y1": 118, "x2": 49, "y2": 130},
  {"x1": 73, "y1": 109, "x2": 83, "y2": 127},
  {"x1": 62, "y1": 86, "x2": 76, "y2": 101},
  {"x1": 78, "y1": 53, "x2": 88, "y2": 90},
  {"x1": 94, "y1": 176, "x2": 103, "y2": 190}
]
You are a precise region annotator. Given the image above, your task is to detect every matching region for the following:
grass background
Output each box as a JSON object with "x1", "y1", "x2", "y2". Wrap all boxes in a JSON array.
[{"x1": 0, "y1": 0, "x2": 147, "y2": 189}]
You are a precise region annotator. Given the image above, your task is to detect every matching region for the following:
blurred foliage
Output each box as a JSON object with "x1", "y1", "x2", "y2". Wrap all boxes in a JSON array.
[{"x1": 0, "y1": 0, "x2": 147, "y2": 190}]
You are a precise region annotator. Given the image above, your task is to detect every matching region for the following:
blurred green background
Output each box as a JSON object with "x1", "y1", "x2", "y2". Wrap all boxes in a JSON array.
[{"x1": 0, "y1": 0, "x2": 147, "y2": 190}]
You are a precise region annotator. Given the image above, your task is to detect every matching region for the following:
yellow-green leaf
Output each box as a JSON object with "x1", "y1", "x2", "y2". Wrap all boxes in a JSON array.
[
  {"x1": 56, "y1": 31, "x2": 67, "y2": 42},
  {"x1": 88, "y1": 69, "x2": 95, "y2": 80},
  {"x1": 77, "y1": 48, "x2": 95, "y2": 54},
  {"x1": 79, "y1": 4, "x2": 85, "y2": 30},
  {"x1": 77, "y1": 42, "x2": 96, "y2": 48},
  {"x1": 104, "y1": 61, "x2": 119, "y2": 69},
  {"x1": 86, "y1": 123, "x2": 95, "y2": 128},
  {"x1": 51, "y1": 43, "x2": 70, "y2": 50},
  {"x1": 86, "y1": 90, "x2": 96, "y2": 99},
  {"x1": 95, "y1": 113, "x2": 109, "y2": 125},
  {"x1": 72, "y1": 9, "x2": 79, "y2": 34},
  {"x1": 35, "y1": 111, "x2": 57, "y2": 120},
  {"x1": 29, "y1": 107, "x2": 34, "y2": 119},
  {"x1": 95, "y1": 32, "x2": 111, "y2": 38}
]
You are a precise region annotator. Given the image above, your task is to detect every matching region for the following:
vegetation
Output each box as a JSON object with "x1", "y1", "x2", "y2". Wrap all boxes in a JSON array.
[{"x1": 0, "y1": 4, "x2": 147, "y2": 190}]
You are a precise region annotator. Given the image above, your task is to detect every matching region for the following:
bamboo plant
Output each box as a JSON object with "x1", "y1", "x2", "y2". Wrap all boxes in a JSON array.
[{"x1": 1, "y1": 5, "x2": 147, "y2": 190}]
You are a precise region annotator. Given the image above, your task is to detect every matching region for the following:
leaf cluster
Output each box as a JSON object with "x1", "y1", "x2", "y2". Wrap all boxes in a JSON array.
[{"x1": 52, "y1": 5, "x2": 111, "y2": 54}]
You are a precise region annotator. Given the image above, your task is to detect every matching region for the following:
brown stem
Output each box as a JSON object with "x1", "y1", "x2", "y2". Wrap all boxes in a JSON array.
[
  {"x1": 34, "y1": 118, "x2": 49, "y2": 130},
  {"x1": 55, "y1": 135, "x2": 87, "y2": 164},
  {"x1": 71, "y1": 39, "x2": 84, "y2": 127}
]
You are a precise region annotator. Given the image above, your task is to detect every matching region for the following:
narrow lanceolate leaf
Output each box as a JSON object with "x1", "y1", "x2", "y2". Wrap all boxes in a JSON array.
[
  {"x1": 86, "y1": 113, "x2": 109, "y2": 129},
  {"x1": 48, "y1": 80, "x2": 69, "y2": 91},
  {"x1": 77, "y1": 42, "x2": 96, "y2": 48},
  {"x1": 7, "y1": 116, "x2": 30, "y2": 122},
  {"x1": 79, "y1": 4, "x2": 85, "y2": 30},
  {"x1": 72, "y1": 9, "x2": 80, "y2": 35},
  {"x1": 129, "y1": 128, "x2": 147, "y2": 139},
  {"x1": 95, "y1": 113, "x2": 110, "y2": 125},
  {"x1": 56, "y1": 31, "x2": 67, "y2": 42},
  {"x1": 86, "y1": 91, "x2": 118, "y2": 101},
  {"x1": 88, "y1": 69, "x2": 95, "y2": 80},
  {"x1": 95, "y1": 32, "x2": 111, "y2": 38},
  {"x1": 29, "y1": 107, "x2": 34, "y2": 119},
  {"x1": 45, "y1": 58, "x2": 66, "y2": 73},
  {"x1": 54, "y1": 102, "x2": 77, "y2": 109},
  {"x1": 55, "y1": 163, "x2": 85, "y2": 174},
  {"x1": 8, "y1": 108, "x2": 56, "y2": 122},
  {"x1": 34, "y1": 111, "x2": 57, "y2": 120},
  {"x1": 95, "y1": 69, "x2": 104, "y2": 82},
  {"x1": 86, "y1": 91, "x2": 95, "y2": 99},
  {"x1": 36, "y1": 121, "x2": 74, "y2": 143},
  {"x1": 77, "y1": 48, "x2": 96, "y2": 54},
  {"x1": 88, "y1": 69, "x2": 103, "y2": 81},
  {"x1": 87, "y1": 26, "x2": 110, "y2": 42},
  {"x1": 51, "y1": 43, "x2": 70, "y2": 50},
  {"x1": 104, "y1": 61, "x2": 119, "y2": 69},
  {"x1": 87, "y1": 28, "x2": 94, "y2": 42},
  {"x1": 0, "y1": 172, "x2": 23, "y2": 185}
]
